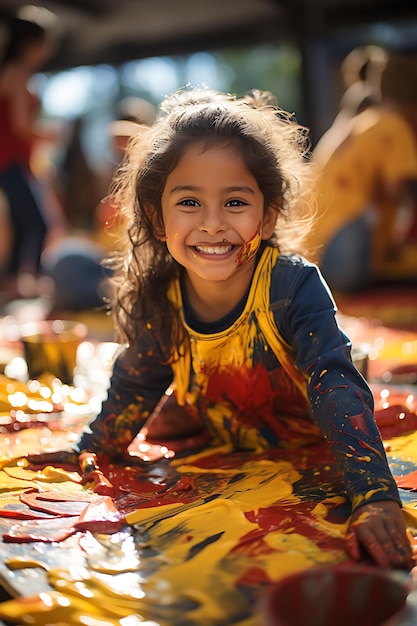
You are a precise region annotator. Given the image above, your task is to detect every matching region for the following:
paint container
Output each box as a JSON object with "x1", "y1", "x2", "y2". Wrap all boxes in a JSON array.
[
  {"x1": 259, "y1": 563, "x2": 410, "y2": 626},
  {"x1": 19, "y1": 319, "x2": 88, "y2": 385}
]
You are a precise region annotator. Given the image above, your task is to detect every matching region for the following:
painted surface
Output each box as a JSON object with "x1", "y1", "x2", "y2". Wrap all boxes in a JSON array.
[{"x1": 0, "y1": 330, "x2": 416, "y2": 625}]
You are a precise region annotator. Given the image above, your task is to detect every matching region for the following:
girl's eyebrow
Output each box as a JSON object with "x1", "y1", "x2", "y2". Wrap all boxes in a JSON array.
[
  {"x1": 169, "y1": 185, "x2": 200, "y2": 194},
  {"x1": 225, "y1": 186, "x2": 255, "y2": 194},
  {"x1": 169, "y1": 185, "x2": 256, "y2": 194}
]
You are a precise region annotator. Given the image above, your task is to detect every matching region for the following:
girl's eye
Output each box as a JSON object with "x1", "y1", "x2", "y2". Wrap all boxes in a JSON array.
[
  {"x1": 179, "y1": 199, "x2": 199, "y2": 207},
  {"x1": 226, "y1": 199, "x2": 247, "y2": 207}
]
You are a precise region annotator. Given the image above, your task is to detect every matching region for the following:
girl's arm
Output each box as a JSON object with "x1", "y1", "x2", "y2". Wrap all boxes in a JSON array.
[
  {"x1": 279, "y1": 260, "x2": 399, "y2": 508},
  {"x1": 75, "y1": 336, "x2": 173, "y2": 459},
  {"x1": 274, "y1": 257, "x2": 412, "y2": 568},
  {"x1": 26, "y1": 335, "x2": 173, "y2": 467}
]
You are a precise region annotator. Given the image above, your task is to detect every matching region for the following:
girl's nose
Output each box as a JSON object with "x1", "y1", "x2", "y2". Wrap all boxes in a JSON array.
[{"x1": 198, "y1": 207, "x2": 226, "y2": 234}]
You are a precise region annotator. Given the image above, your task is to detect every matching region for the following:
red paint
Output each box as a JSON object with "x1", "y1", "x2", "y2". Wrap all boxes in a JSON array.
[
  {"x1": 74, "y1": 496, "x2": 123, "y2": 534},
  {"x1": 349, "y1": 411, "x2": 370, "y2": 436},
  {"x1": 314, "y1": 382, "x2": 348, "y2": 394},
  {"x1": 19, "y1": 492, "x2": 90, "y2": 517},
  {"x1": 358, "y1": 440, "x2": 385, "y2": 460},
  {"x1": 235, "y1": 222, "x2": 261, "y2": 268},
  {"x1": 375, "y1": 406, "x2": 417, "y2": 439},
  {"x1": 394, "y1": 470, "x2": 417, "y2": 490},
  {"x1": 205, "y1": 362, "x2": 276, "y2": 413},
  {"x1": 244, "y1": 500, "x2": 346, "y2": 552},
  {"x1": 0, "y1": 505, "x2": 54, "y2": 520},
  {"x1": 260, "y1": 564, "x2": 409, "y2": 626}
]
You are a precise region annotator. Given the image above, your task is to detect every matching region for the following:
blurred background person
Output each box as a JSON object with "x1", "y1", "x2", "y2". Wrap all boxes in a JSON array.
[
  {"x1": 0, "y1": 4, "x2": 63, "y2": 300},
  {"x1": 313, "y1": 45, "x2": 388, "y2": 166},
  {"x1": 53, "y1": 115, "x2": 102, "y2": 231},
  {"x1": 94, "y1": 96, "x2": 156, "y2": 250},
  {"x1": 41, "y1": 97, "x2": 155, "y2": 312},
  {"x1": 307, "y1": 50, "x2": 417, "y2": 293}
]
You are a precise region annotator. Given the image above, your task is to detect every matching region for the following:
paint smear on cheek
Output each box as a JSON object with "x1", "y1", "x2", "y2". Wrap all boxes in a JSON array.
[{"x1": 235, "y1": 222, "x2": 262, "y2": 268}]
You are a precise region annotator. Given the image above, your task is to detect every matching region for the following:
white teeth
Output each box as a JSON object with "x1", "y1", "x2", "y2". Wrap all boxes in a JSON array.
[{"x1": 195, "y1": 245, "x2": 232, "y2": 255}]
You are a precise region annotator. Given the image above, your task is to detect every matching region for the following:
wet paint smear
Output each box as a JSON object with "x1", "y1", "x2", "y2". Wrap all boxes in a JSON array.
[{"x1": 0, "y1": 386, "x2": 417, "y2": 623}]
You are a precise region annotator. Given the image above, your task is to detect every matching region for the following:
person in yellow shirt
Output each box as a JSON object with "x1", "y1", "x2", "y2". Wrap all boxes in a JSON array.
[{"x1": 308, "y1": 52, "x2": 417, "y2": 292}]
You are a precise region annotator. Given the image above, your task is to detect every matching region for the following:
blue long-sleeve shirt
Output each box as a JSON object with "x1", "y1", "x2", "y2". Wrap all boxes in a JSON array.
[{"x1": 77, "y1": 246, "x2": 400, "y2": 511}]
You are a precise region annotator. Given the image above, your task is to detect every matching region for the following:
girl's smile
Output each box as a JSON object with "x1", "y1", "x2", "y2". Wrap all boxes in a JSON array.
[
  {"x1": 161, "y1": 142, "x2": 277, "y2": 292},
  {"x1": 193, "y1": 244, "x2": 233, "y2": 255}
]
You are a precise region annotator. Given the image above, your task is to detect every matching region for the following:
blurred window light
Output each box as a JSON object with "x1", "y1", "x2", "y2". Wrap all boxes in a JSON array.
[
  {"x1": 42, "y1": 65, "x2": 118, "y2": 118},
  {"x1": 185, "y1": 52, "x2": 231, "y2": 90},
  {"x1": 120, "y1": 57, "x2": 179, "y2": 99}
]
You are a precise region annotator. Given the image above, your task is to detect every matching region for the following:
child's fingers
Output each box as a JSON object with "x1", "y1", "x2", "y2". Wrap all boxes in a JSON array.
[
  {"x1": 345, "y1": 530, "x2": 361, "y2": 561},
  {"x1": 350, "y1": 523, "x2": 392, "y2": 567},
  {"x1": 377, "y1": 517, "x2": 414, "y2": 568},
  {"x1": 362, "y1": 531, "x2": 395, "y2": 568},
  {"x1": 349, "y1": 521, "x2": 413, "y2": 569},
  {"x1": 348, "y1": 501, "x2": 415, "y2": 569}
]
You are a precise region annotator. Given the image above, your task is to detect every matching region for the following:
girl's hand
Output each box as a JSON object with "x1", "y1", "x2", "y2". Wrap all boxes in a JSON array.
[{"x1": 346, "y1": 500, "x2": 414, "y2": 570}]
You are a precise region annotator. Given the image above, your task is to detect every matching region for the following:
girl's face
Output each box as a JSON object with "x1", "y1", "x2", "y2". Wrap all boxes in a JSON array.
[{"x1": 160, "y1": 142, "x2": 277, "y2": 285}]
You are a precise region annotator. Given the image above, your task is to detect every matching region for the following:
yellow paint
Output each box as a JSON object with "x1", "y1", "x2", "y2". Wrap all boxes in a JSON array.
[
  {"x1": 402, "y1": 506, "x2": 417, "y2": 532},
  {"x1": 0, "y1": 469, "x2": 39, "y2": 491},
  {"x1": 0, "y1": 464, "x2": 87, "y2": 496},
  {"x1": 5, "y1": 557, "x2": 47, "y2": 570},
  {"x1": 263, "y1": 532, "x2": 344, "y2": 580},
  {"x1": 126, "y1": 500, "x2": 189, "y2": 525},
  {"x1": 311, "y1": 502, "x2": 349, "y2": 537},
  {"x1": 4, "y1": 463, "x2": 82, "y2": 484},
  {"x1": 355, "y1": 456, "x2": 372, "y2": 463},
  {"x1": 170, "y1": 443, "x2": 234, "y2": 466},
  {"x1": 0, "y1": 589, "x2": 143, "y2": 625},
  {"x1": 2, "y1": 424, "x2": 417, "y2": 624},
  {"x1": 385, "y1": 434, "x2": 417, "y2": 464},
  {"x1": 168, "y1": 248, "x2": 307, "y2": 409},
  {"x1": 174, "y1": 459, "x2": 301, "y2": 513},
  {"x1": 0, "y1": 452, "x2": 310, "y2": 624},
  {"x1": 350, "y1": 483, "x2": 393, "y2": 511},
  {"x1": 235, "y1": 229, "x2": 262, "y2": 268},
  {"x1": 143, "y1": 498, "x2": 259, "y2": 623}
]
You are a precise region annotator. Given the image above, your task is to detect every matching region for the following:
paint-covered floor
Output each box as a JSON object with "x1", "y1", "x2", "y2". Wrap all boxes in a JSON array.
[{"x1": 0, "y1": 289, "x2": 416, "y2": 625}]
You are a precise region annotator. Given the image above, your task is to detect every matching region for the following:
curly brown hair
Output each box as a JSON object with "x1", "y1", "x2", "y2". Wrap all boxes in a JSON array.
[{"x1": 105, "y1": 88, "x2": 314, "y2": 353}]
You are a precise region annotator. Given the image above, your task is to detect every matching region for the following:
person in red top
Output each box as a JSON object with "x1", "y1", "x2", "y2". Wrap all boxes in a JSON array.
[{"x1": 0, "y1": 5, "x2": 59, "y2": 298}]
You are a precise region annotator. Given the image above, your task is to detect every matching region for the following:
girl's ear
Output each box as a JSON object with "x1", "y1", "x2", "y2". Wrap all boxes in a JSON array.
[
  {"x1": 262, "y1": 204, "x2": 278, "y2": 240},
  {"x1": 145, "y1": 203, "x2": 166, "y2": 241},
  {"x1": 153, "y1": 224, "x2": 166, "y2": 241}
]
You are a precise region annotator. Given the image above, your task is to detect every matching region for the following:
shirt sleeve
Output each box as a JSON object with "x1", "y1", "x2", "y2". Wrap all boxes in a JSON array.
[
  {"x1": 75, "y1": 329, "x2": 173, "y2": 458},
  {"x1": 274, "y1": 257, "x2": 401, "y2": 511}
]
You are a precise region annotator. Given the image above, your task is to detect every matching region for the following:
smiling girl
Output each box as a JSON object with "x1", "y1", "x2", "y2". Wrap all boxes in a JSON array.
[{"x1": 31, "y1": 88, "x2": 412, "y2": 570}]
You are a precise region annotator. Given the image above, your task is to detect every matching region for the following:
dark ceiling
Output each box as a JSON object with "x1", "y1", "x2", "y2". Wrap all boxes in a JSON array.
[
  {"x1": 1, "y1": 0, "x2": 416, "y2": 140},
  {"x1": 0, "y1": 0, "x2": 416, "y2": 71}
]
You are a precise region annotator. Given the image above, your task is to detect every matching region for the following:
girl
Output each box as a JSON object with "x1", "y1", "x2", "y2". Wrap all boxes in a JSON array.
[{"x1": 31, "y1": 88, "x2": 412, "y2": 570}]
